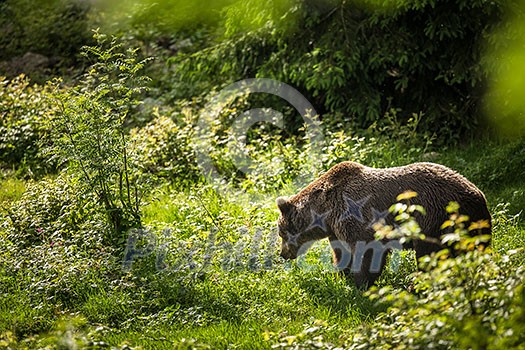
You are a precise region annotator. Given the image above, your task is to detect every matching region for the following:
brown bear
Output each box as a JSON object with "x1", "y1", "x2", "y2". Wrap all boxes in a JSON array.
[{"x1": 276, "y1": 161, "x2": 491, "y2": 288}]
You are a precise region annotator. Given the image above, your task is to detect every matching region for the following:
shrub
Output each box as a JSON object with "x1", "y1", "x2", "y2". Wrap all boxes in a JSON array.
[
  {"x1": 130, "y1": 112, "x2": 201, "y2": 184},
  {"x1": 0, "y1": 0, "x2": 92, "y2": 63},
  {"x1": 166, "y1": 0, "x2": 505, "y2": 140},
  {"x1": 0, "y1": 175, "x2": 119, "y2": 321},
  {"x1": 0, "y1": 75, "x2": 57, "y2": 176},
  {"x1": 1, "y1": 175, "x2": 111, "y2": 249},
  {"x1": 345, "y1": 250, "x2": 524, "y2": 349},
  {"x1": 46, "y1": 32, "x2": 153, "y2": 241},
  {"x1": 207, "y1": 119, "x2": 311, "y2": 193}
]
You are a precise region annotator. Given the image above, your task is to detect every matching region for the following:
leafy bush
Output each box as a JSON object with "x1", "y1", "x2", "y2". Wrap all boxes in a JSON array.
[
  {"x1": 0, "y1": 175, "x2": 120, "y2": 336},
  {"x1": 1, "y1": 175, "x2": 111, "y2": 249},
  {"x1": 165, "y1": 0, "x2": 505, "y2": 139},
  {"x1": 130, "y1": 112, "x2": 201, "y2": 184},
  {"x1": 347, "y1": 250, "x2": 525, "y2": 349},
  {"x1": 0, "y1": 0, "x2": 92, "y2": 63},
  {"x1": 0, "y1": 75, "x2": 57, "y2": 175},
  {"x1": 46, "y1": 33, "x2": 153, "y2": 240},
  {"x1": 205, "y1": 120, "x2": 311, "y2": 193}
]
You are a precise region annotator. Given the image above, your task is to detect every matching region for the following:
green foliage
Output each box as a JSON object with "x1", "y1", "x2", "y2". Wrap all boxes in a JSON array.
[
  {"x1": 129, "y1": 93, "x2": 317, "y2": 193},
  {"x1": 346, "y1": 252, "x2": 525, "y2": 349},
  {"x1": 0, "y1": 75, "x2": 57, "y2": 176},
  {"x1": 128, "y1": 94, "x2": 433, "y2": 196},
  {"x1": 205, "y1": 116, "x2": 312, "y2": 193},
  {"x1": 0, "y1": 180, "x2": 370, "y2": 347},
  {"x1": 130, "y1": 112, "x2": 201, "y2": 184},
  {"x1": 321, "y1": 127, "x2": 432, "y2": 172},
  {"x1": 111, "y1": 0, "x2": 236, "y2": 33},
  {"x1": 164, "y1": 0, "x2": 505, "y2": 140},
  {"x1": 483, "y1": 0, "x2": 525, "y2": 138},
  {"x1": 1, "y1": 175, "x2": 110, "y2": 248},
  {"x1": 363, "y1": 198, "x2": 523, "y2": 349},
  {"x1": 374, "y1": 190, "x2": 431, "y2": 245},
  {"x1": 1, "y1": 9, "x2": 524, "y2": 346},
  {"x1": 1, "y1": 132, "x2": 524, "y2": 348},
  {"x1": 46, "y1": 32, "x2": 153, "y2": 240},
  {"x1": 0, "y1": 175, "x2": 119, "y2": 339},
  {"x1": 0, "y1": 0, "x2": 92, "y2": 62}
]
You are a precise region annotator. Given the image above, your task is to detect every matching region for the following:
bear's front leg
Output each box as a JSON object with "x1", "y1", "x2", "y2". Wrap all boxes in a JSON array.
[{"x1": 329, "y1": 237, "x2": 352, "y2": 272}]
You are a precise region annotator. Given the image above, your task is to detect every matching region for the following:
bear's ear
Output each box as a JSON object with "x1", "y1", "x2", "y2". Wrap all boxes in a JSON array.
[{"x1": 276, "y1": 196, "x2": 294, "y2": 216}]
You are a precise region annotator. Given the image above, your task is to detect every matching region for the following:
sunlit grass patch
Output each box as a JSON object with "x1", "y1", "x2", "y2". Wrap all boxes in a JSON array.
[{"x1": 0, "y1": 177, "x2": 26, "y2": 204}]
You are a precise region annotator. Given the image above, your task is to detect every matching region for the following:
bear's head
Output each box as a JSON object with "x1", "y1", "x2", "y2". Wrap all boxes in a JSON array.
[{"x1": 276, "y1": 195, "x2": 330, "y2": 260}]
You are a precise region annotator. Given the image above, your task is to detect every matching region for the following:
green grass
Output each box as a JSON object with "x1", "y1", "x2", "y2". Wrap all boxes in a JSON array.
[
  {"x1": 81, "y1": 269, "x2": 372, "y2": 348},
  {"x1": 0, "y1": 177, "x2": 26, "y2": 204},
  {"x1": 0, "y1": 137, "x2": 524, "y2": 348},
  {"x1": 435, "y1": 138, "x2": 525, "y2": 218}
]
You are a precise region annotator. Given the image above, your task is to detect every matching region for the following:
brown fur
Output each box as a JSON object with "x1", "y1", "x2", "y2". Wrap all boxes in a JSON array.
[{"x1": 276, "y1": 161, "x2": 491, "y2": 288}]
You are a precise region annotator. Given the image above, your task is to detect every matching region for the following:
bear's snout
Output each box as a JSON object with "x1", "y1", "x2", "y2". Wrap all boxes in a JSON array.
[{"x1": 279, "y1": 249, "x2": 292, "y2": 260}]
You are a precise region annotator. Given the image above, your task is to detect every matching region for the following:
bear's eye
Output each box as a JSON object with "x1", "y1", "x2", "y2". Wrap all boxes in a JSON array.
[
  {"x1": 280, "y1": 230, "x2": 292, "y2": 240},
  {"x1": 278, "y1": 225, "x2": 293, "y2": 238},
  {"x1": 278, "y1": 219, "x2": 297, "y2": 238},
  {"x1": 283, "y1": 227, "x2": 296, "y2": 238}
]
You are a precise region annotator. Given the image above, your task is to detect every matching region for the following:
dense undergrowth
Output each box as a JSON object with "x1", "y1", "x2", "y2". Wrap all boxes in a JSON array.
[
  {"x1": 1, "y1": 0, "x2": 525, "y2": 349},
  {"x1": 1, "y1": 89, "x2": 523, "y2": 347}
]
